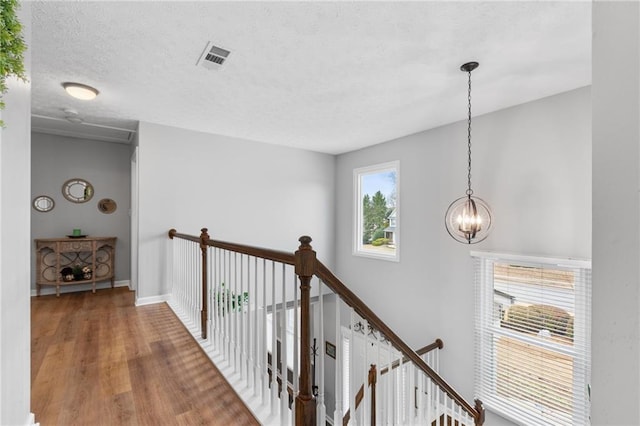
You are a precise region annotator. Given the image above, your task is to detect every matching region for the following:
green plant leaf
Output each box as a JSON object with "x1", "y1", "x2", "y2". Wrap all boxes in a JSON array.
[{"x1": 0, "y1": 0, "x2": 28, "y2": 127}]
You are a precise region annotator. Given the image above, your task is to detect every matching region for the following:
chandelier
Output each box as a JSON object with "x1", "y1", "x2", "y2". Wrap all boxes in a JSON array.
[{"x1": 445, "y1": 62, "x2": 492, "y2": 244}]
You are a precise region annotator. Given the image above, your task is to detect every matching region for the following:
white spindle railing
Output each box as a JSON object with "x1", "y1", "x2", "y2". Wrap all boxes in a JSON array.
[
  {"x1": 167, "y1": 230, "x2": 484, "y2": 426},
  {"x1": 309, "y1": 290, "x2": 477, "y2": 426},
  {"x1": 168, "y1": 230, "x2": 320, "y2": 426},
  {"x1": 169, "y1": 236, "x2": 202, "y2": 331}
]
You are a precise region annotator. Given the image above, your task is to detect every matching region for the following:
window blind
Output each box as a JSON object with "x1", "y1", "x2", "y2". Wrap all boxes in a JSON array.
[{"x1": 472, "y1": 252, "x2": 591, "y2": 426}]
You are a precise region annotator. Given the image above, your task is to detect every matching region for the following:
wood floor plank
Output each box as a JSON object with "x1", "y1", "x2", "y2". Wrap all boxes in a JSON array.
[{"x1": 31, "y1": 287, "x2": 259, "y2": 425}]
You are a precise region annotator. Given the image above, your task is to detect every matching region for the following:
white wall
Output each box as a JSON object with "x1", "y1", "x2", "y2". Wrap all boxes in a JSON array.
[
  {"x1": 136, "y1": 122, "x2": 335, "y2": 301},
  {"x1": 31, "y1": 133, "x2": 131, "y2": 291},
  {"x1": 592, "y1": 2, "x2": 640, "y2": 424},
  {"x1": 335, "y1": 87, "x2": 591, "y2": 425},
  {"x1": 0, "y1": 3, "x2": 32, "y2": 424}
]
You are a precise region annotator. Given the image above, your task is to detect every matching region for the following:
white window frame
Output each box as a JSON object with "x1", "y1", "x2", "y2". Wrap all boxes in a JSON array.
[
  {"x1": 472, "y1": 251, "x2": 591, "y2": 426},
  {"x1": 353, "y1": 161, "x2": 399, "y2": 262}
]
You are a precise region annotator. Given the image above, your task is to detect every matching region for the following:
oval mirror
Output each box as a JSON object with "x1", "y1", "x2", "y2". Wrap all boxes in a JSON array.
[
  {"x1": 32, "y1": 195, "x2": 55, "y2": 212},
  {"x1": 62, "y1": 178, "x2": 94, "y2": 203},
  {"x1": 97, "y1": 198, "x2": 117, "y2": 214}
]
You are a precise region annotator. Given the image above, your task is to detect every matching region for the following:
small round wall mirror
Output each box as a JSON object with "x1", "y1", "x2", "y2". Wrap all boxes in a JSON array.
[
  {"x1": 33, "y1": 195, "x2": 55, "y2": 212},
  {"x1": 97, "y1": 198, "x2": 117, "y2": 214},
  {"x1": 62, "y1": 178, "x2": 94, "y2": 203}
]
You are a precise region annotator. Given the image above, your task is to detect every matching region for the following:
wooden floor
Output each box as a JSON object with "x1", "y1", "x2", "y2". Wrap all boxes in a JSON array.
[{"x1": 31, "y1": 287, "x2": 259, "y2": 425}]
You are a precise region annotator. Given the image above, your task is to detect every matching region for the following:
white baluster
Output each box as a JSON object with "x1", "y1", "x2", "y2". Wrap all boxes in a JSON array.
[
  {"x1": 213, "y1": 248, "x2": 219, "y2": 351},
  {"x1": 244, "y1": 255, "x2": 250, "y2": 381},
  {"x1": 362, "y1": 318, "x2": 369, "y2": 426},
  {"x1": 229, "y1": 251, "x2": 234, "y2": 362},
  {"x1": 233, "y1": 252, "x2": 240, "y2": 372},
  {"x1": 185, "y1": 241, "x2": 189, "y2": 315},
  {"x1": 239, "y1": 254, "x2": 245, "y2": 380},
  {"x1": 316, "y1": 278, "x2": 326, "y2": 426},
  {"x1": 172, "y1": 239, "x2": 177, "y2": 305},
  {"x1": 408, "y1": 362, "x2": 415, "y2": 426},
  {"x1": 261, "y1": 258, "x2": 269, "y2": 405},
  {"x1": 450, "y1": 396, "x2": 455, "y2": 425},
  {"x1": 218, "y1": 248, "x2": 224, "y2": 352},
  {"x1": 426, "y1": 374, "x2": 433, "y2": 425},
  {"x1": 292, "y1": 269, "x2": 299, "y2": 424},
  {"x1": 270, "y1": 262, "x2": 278, "y2": 416},
  {"x1": 416, "y1": 362, "x2": 426, "y2": 424},
  {"x1": 437, "y1": 388, "x2": 443, "y2": 425},
  {"x1": 333, "y1": 295, "x2": 343, "y2": 426},
  {"x1": 207, "y1": 247, "x2": 212, "y2": 346},
  {"x1": 348, "y1": 311, "x2": 357, "y2": 426},
  {"x1": 280, "y1": 264, "x2": 288, "y2": 426},
  {"x1": 374, "y1": 332, "x2": 381, "y2": 425},
  {"x1": 194, "y1": 244, "x2": 197, "y2": 326},
  {"x1": 187, "y1": 242, "x2": 191, "y2": 323},
  {"x1": 251, "y1": 257, "x2": 258, "y2": 395},
  {"x1": 196, "y1": 242, "x2": 200, "y2": 327},
  {"x1": 397, "y1": 353, "x2": 403, "y2": 425},
  {"x1": 178, "y1": 240, "x2": 183, "y2": 315},
  {"x1": 182, "y1": 240, "x2": 186, "y2": 314},
  {"x1": 229, "y1": 251, "x2": 234, "y2": 364},
  {"x1": 386, "y1": 341, "x2": 394, "y2": 425},
  {"x1": 190, "y1": 241, "x2": 195, "y2": 322},
  {"x1": 225, "y1": 250, "x2": 231, "y2": 361}
]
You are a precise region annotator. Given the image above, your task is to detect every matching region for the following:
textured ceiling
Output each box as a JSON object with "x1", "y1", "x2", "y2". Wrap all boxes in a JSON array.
[{"x1": 31, "y1": 1, "x2": 591, "y2": 154}]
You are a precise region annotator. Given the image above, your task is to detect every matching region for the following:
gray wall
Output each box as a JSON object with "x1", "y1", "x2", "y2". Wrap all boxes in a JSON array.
[
  {"x1": 0, "y1": 3, "x2": 32, "y2": 424},
  {"x1": 334, "y1": 87, "x2": 591, "y2": 425},
  {"x1": 592, "y1": 2, "x2": 640, "y2": 424},
  {"x1": 136, "y1": 122, "x2": 336, "y2": 302},
  {"x1": 31, "y1": 133, "x2": 131, "y2": 290}
]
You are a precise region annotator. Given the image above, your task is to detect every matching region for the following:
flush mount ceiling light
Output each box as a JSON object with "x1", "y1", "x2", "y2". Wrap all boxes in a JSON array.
[
  {"x1": 445, "y1": 61, "x2": 492, "y2": 244},
  {"x1": 61, "y1": 82, "x2": 99, "y2": 100}
]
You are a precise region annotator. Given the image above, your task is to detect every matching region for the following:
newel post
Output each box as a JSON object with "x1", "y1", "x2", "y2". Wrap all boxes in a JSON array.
[
  {"x1": 369, "y1": 364, "x2": 377, "y2": 425},
  {"x1": 200, "y1": 228, "x2": 210, "y2": 340},
  {"x1": 295, "y1": 236, "x2": 317, "y2": 426},
  {"x1": 474, "y1": 399, "x2": 485, "y2": 426}
]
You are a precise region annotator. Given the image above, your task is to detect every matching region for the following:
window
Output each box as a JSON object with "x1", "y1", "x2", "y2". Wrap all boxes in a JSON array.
[
  {"x1": 353, "y1": 161, "x2": 399, "y2": 261},
  {"x1": 473, "y1": 252, "x2": 591, "y2": 426}
]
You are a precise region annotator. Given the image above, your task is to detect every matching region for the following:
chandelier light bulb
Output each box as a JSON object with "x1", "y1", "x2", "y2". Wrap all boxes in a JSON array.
[{"x1": 447, "y1": 195, "x2": 491, "y2": 244}]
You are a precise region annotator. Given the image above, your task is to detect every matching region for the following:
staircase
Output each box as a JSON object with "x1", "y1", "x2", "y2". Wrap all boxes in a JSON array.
[{"x1": 167, "y1": 228, "x2": 484, "y2": 426}]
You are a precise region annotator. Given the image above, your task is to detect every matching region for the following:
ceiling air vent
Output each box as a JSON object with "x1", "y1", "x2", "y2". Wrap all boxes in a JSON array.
[{"x1": 197, "y1": 42, "x2": 231, "y2": 70}]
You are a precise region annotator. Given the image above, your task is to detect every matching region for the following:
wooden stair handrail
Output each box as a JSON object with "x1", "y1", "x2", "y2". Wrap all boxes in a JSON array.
[
  {"x1": 168, "y1": 228, "x2": 199, "y2": 243},
  {"x1": 170, "y1": 228, "x2": 296, "y2": 265},
  {"x1": 380, "y1": 338, "x2": 444, "y2": 376},
  {"x1": 416, "y1": 338, "x2": 444, "y2": 355},
  {"x1": 315, "y1": 262, "x2": 482, "y2": 423}
]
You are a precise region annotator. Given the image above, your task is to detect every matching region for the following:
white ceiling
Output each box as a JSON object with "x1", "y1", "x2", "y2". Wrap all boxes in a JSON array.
[{"x1": 31, "y1": 1, "x2": 591, "y2": 154}]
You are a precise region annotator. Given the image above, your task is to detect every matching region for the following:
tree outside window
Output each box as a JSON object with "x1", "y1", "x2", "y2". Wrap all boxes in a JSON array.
[{"x1": 354, "y1": 161, "x2": 398, "y2": 261}]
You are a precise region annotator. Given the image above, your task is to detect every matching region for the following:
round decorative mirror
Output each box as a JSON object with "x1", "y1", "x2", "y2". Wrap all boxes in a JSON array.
[
  {"x1": 32, "y1": 195, "x2": 55, "y2": 212},
  {"x1": 62, "y1": 178, "x2": 94, "y2": 203},
  {"x1": 97, "y1": 198, "x2": 117, "y2": 214}
]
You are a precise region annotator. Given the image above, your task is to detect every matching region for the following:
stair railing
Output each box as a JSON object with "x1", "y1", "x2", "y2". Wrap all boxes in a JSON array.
[
  {"x1": 167, "y1": 229, "x2": 484, "y2": 426},
  {"x1": 342, "y1": 338, "x2": 443, "y2": 426}
]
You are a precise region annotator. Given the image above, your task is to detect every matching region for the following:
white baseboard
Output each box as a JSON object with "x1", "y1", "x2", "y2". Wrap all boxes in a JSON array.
[
  {"x1": 30, "y1": 280, "x2": 130, "y2": 297},
  {"x1": 26, "y1": 413, "x2": 39, "y2": 426},
  {"x1": 135, "y1": 293, "x2": 169, "y2": 306}
]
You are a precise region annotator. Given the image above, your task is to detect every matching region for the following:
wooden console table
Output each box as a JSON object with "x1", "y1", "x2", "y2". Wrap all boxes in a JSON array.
[{"x1": 35, "y1": 236, "x2": 117, "y2": 297}]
